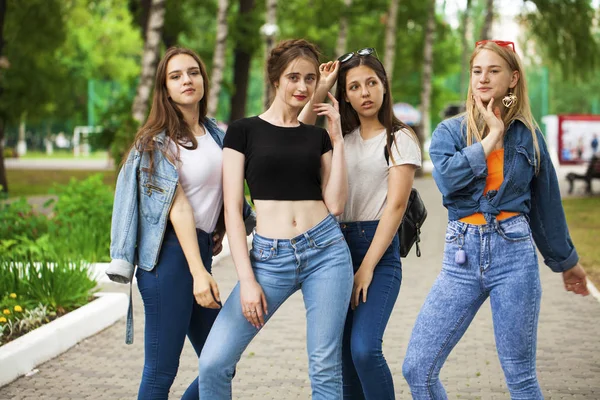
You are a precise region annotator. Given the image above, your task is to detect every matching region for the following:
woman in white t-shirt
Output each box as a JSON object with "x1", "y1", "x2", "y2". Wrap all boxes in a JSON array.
[{"x1": 300, "y1": 48, "x2": 421, "y2": 399}]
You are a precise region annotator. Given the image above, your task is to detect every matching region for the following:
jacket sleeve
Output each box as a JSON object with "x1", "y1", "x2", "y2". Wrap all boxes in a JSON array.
[
  {"x1": 529, "y1": 132, "x2": 579, "y2": 272},
  {"x1": 430, "y1": 121, "x2": 488, "y2": 197},
  {"x1": 108, "y1": 149, "x2": 140, "y2": 281}
]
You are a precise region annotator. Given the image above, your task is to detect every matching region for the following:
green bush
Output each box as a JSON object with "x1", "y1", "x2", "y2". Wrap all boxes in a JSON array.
[
  {"x1": 49, "y1": 174, "x2": 113, "y2": 262},
  {"x1": 0, "y1": 198, "x2": 49, "y2": 242}
]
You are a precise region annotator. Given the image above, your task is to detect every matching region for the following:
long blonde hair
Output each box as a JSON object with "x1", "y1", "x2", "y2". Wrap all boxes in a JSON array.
[{"x1": 464, "y1": 42, "x2": 541, "y2": 173}]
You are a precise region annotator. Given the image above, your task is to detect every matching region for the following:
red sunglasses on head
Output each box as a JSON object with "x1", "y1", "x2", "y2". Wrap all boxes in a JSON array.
[{"x1": 475, "y1": 40, "x2": 515, "y2": 52}]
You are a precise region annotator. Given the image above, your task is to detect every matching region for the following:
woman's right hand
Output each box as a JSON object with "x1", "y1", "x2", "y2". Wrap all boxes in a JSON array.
[
  {"x1": 240, "y1": 279, "x2": 268, "y2": 329},
  {"x1": 193, "y1": 271, "x2": 221, "y2": 309},
  {"x1": 474, "y1": 95, "x2": 504, "y2": 137}
]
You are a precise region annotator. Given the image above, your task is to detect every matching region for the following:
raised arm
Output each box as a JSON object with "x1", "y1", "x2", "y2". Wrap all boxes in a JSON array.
[
  {"x1": 299, "y1": 61, "x2": 339, "y2": 125},
  {"x1": 222, "y1": 148, "x2": 268, "y2": 329},
  {"x1": 169, "y1": 185, "x2": 221, "y2": 309},
  {"x1": 315, "y1": 93, "x2": 347, "y2": 215}
]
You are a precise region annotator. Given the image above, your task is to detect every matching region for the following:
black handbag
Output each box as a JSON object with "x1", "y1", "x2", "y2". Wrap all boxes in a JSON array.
[{"x1": 385, "y1": 146, "x2": 427, "y2": 258}]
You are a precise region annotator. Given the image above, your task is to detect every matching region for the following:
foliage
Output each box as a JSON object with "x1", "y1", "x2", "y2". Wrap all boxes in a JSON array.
[
  {"x1": 0, "y1": 198, "x2": 49, "y2": 242},
  {"x1": 0, "y1": 303, "x2": 56, "y2": 346},
  {"x1": 522, "y1": 0, "x2": 600, "y2": 79},
  {"x1": 48, "y1": 174, "x2": 114, "y2": 263}
]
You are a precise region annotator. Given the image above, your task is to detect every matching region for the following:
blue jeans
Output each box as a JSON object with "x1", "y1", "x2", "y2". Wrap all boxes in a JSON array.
[
  {"x1": 403, "y1": 215, "x2": 543, "y2": 399},
  {"x1": 136, "y1": 225, "x2": 219, "y2": 400},
  {"x1": 198, "y1": 214, "x2": 354, "y2": 400},
  {"x1": 340, "y1": 221, "x2": 402, "y2": 400}
]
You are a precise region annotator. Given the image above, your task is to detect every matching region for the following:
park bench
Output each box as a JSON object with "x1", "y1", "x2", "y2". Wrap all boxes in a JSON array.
[{"x1": 566, "y1": 155, "x2": 600, "y2": 194}]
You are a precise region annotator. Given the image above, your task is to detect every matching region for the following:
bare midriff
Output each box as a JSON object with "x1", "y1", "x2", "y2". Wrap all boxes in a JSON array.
[
  {"x1": 460, "y1": 149, "x2": 519, "y2": 225},
  {"x1": 254, "y1": 200, "x2": 331, "y2": 238}
]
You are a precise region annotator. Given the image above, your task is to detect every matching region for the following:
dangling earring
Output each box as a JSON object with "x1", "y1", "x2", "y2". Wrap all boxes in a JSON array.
[{"x1": 502, "y1": 91, "x2": 517, "y2": 108}]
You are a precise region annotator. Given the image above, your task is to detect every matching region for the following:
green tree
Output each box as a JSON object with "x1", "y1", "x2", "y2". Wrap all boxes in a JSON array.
[{"x1": 0, "y1": 0, "x2": 67, "y2": 194}]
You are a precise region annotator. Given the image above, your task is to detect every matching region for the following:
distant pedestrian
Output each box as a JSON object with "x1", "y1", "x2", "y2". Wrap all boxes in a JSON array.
[
  {"x1": 592, "y1": 133, "x2": 598, "y2": 154},
  {"x1": 402, "y1": 40, "x2": 589, "y2": 400}
]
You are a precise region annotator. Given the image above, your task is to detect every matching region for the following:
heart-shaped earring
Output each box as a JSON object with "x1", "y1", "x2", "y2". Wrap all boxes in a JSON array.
[{"x1": 502, "y1": 91, "x2": 517, "y2": 108}]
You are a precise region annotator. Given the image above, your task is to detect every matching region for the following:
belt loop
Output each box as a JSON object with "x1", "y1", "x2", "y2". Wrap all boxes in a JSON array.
[{"x1": 272, "y1": 239, "x2": 278, "y2": 255}]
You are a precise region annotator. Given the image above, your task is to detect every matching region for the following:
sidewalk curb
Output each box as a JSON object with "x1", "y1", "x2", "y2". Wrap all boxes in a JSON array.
[
  {"x1": 0, "y1": 292, "x2": 128, "y2": 387},
  {"x1": 587, "y1": 279, "x2": 600, "y2": 303}
]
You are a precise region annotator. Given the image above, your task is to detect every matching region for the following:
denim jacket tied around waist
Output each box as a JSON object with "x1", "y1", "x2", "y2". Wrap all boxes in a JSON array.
[
  {"x1": 108, "y1": 117, "x2": 255, "y2": 282},
  {"x1": 429, "y1": 115, "x2": 578, "y2": 273}
]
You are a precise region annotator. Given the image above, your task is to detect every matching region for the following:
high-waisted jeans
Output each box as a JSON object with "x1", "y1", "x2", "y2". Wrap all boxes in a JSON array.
[
  {"x1": 340, "y1": 220, "x2": 402, "y2": 400},
  {"x1": 136, "y1": 225, "x2": 218, "y2": 400},
  {"x1": 403, "y1": 215, "x2": 543, "y2": 399},
  {"x1": 198, "y1": 214, "x2": 354, "y2": 400}
]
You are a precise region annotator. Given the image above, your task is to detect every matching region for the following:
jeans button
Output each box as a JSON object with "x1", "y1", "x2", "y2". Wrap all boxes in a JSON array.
[{"x1": 291, "y1": 239, "x2": 296, "y2": 245}]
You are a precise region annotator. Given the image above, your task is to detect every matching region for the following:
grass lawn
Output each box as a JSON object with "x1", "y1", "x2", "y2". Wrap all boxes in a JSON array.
[
  {"x1": 18, "y1": 150, "x2": 109, "y2": 160},
  {"x1": 6, "y1": 169, "x2": 116, "y2": 198},
  {"x1": 562, "y1": 196, "x2": 600, "y2": 287}
]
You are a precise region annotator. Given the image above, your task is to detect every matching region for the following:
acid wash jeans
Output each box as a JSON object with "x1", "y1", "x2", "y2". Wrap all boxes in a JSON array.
[
  {"x1": 403, "y1": 215, "x2": 543, "y2": 400},
  {"x1": 198, "y1": 214, "x2": 354, "y2": 400}
]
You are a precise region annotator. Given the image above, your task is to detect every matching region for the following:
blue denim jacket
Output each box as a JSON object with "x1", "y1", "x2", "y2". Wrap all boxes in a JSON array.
[
  {"x1": 108, "y1": 117, "x2": 255, "y2": 283},
  {"x1": 430, "y1": 115, "x2": 578, "y2": 273}
]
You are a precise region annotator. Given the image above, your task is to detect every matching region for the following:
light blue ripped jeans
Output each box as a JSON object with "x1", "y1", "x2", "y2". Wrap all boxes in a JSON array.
[
  {"x1": 199, "y1": 214, "x2": 354, "y2": 400},
  {"x1": 403, "y1": 215, "x2": 543, "y2": 399}
]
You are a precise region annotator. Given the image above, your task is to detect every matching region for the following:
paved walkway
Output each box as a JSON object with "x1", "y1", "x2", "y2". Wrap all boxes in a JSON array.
[{"x1": 1, "y1": 178, "x2": 599, "y2": 400}]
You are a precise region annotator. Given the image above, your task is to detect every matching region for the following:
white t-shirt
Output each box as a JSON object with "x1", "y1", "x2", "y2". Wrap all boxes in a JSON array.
[
  {"x1": 168, "y1": 132, "x2": 223, "y2": 233},
  {"x1": 339, "y1": 127, "x2": 421, "y2": 222}
]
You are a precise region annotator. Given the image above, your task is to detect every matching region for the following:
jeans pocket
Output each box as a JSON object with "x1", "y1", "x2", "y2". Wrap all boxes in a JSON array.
[
  {"x1": 445, "y1": 226, "x2": 460, "y2": 243},
  {"x1": 497, "y1": 221, "x2": 531, "y2": 242},
  {"x1": 313, "y1": 233, "x2": 345, "y2": 249},
  {"x1": 250, "y1": 246, "x2": 276, "y2": 262},
  {"x1": 138, "y1": 172, "x2": 171, "y2": 225}
]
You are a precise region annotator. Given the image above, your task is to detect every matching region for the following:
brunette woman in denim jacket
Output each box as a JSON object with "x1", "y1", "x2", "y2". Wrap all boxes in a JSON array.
[
  {"x1": 300, "y1": 50, "x2": 420, "y2": 399},
  {"x1": 402, "y1": 41, "x2": 589, "y2": 399},
  {"x1": 107, "y1": 47, "x2": 254, "y2": 400}
]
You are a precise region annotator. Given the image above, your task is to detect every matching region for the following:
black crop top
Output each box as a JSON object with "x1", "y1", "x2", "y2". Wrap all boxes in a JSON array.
[{"x1": 223, "y1": 116, "x2": 333, "y2": 201}]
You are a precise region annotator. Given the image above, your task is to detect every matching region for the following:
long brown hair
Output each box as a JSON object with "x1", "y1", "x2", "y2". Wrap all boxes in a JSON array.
[
  {"x1": 126, "y1": 47, "x2": 210, "y2": 173},
  {"x1": 464, "y1": 42, "x2": 541, "y2": 172},
  {"x1": 335, "y1": 54, "x2": 418, "y2": 164}
]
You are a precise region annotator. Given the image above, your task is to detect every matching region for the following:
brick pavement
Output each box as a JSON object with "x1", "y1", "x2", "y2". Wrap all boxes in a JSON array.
[{"x1": 1, "y1": 177, "x2": 599, "y2": 399}]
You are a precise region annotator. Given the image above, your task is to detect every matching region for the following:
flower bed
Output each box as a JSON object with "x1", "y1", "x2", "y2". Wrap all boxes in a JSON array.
[{"x1": 0, "y1": 175, "x2": 113, "y2": 346}]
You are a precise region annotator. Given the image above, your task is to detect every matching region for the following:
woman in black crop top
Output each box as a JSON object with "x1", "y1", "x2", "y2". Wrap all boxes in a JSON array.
[{"x1": 198, "y1": 39, "x2": 354, "y2": 400}]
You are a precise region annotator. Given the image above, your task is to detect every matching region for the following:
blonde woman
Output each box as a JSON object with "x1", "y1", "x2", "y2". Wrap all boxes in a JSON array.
[{"x1": 402, "y1": 40, "x2": 589, "y2": 399}]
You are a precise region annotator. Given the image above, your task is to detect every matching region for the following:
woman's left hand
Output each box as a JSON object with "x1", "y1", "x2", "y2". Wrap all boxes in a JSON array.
[
  {"x1": 314, "y1": 92, "x2": 343, "y2": 145},
  {"x1": 562, "y1": 263, "x2": 589, "y2": 296},
  {"x1": 212, "y1": 230, "x2": 225, "y2": 256},
  {"x1": 352, "y1": 267, "x2": 374, "y2": 310}
]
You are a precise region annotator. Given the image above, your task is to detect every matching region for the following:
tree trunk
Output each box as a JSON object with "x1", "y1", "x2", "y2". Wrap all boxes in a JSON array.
[
  {"x1": 229, "y1": 0, "x2": 255, "y2": 123},
  {"x1": 0, "y1": 0, "x2": 7, "y2": 193},
  {"x1": 418, "y1": 0, "x2": 435, "y2": 177},
  {"x1": 262, "y1": 0, "x2": 277, "y2": 110},
  {"x1": 480, "y1": 0, "x2": 494, "y2": 41},
  {"x1": 131, "y1": 0, "x2": 166, "y2": 124},
  {"x1": 16, "y1": 114, "x2": 26, "y2": 156},
  {"x1": 384, "y1": 0, "x2": 399, "y2": 82},
  {"x1": 459, "y1": 0, "x2": 472, "y2": 96},
  {"x1": 335, "y1": 0, "x2": 352, "y2": 58},
  {"x1": 207, "y1": 0, "x2": 229, "y2": 117}
]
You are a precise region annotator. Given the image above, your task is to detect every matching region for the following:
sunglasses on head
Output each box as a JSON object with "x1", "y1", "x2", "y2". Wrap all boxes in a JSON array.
[
  {"x1": 475, "y1": 40, "x2": 515, "y2": 52},
  {"x1": 337, "y1": 47, "x2": 378, "y2": 63}
]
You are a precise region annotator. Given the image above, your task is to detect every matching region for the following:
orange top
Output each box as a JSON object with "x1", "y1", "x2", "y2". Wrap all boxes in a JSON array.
[{"x1": 460, "y1": 149, "x2": 519, "y2": 225}]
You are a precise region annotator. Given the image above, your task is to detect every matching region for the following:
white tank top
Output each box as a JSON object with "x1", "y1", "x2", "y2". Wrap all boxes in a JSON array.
[{"x1": 168, "y1": 132, "x2": 223, "y2": 233}]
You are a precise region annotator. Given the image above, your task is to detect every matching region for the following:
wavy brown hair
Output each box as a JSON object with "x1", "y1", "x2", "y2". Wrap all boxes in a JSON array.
[
  {"x1": 464, "y1": 42, "x2": 541, "y2": 172},
  {"x1": 335, "y1": 54, "x2": 418, "y2": 164},
  {"x1": 125, "y1": 47, "x2": 210, "y2": 174}
]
